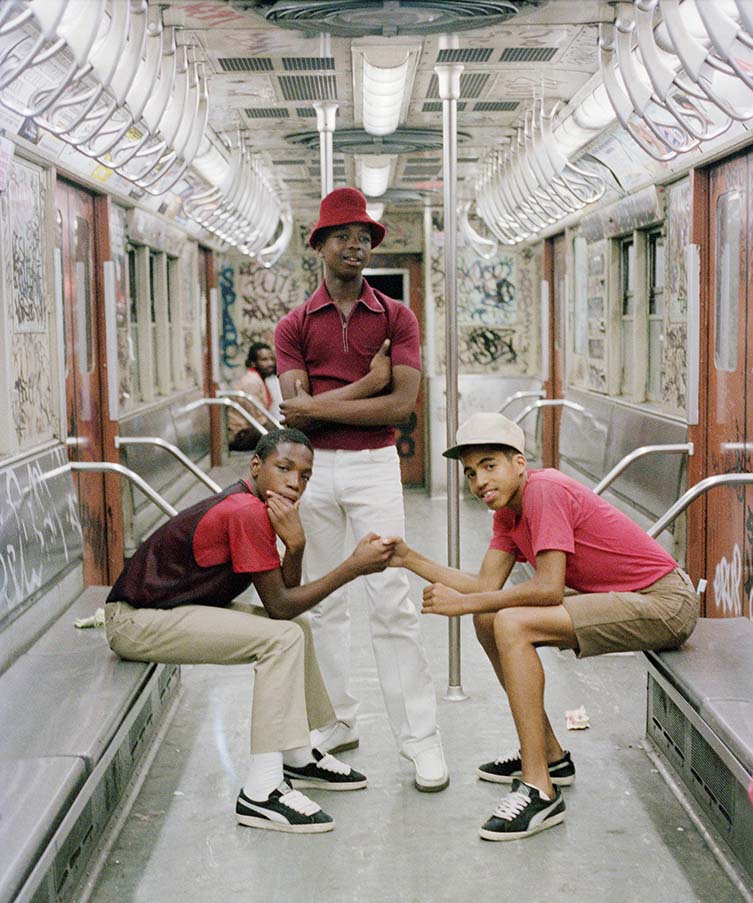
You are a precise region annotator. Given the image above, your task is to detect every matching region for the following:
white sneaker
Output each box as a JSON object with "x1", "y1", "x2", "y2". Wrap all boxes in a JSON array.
[
  {"x1": 407, "y1": 737, "x2": 449, "y2": 793},
  {"x1": 311, "y1": 721, "x2": 359, "y2": 755}
]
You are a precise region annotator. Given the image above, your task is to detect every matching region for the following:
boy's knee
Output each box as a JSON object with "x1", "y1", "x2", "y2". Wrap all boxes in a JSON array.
[
  {"x1": 493, "y1": 608, "x2": 528, "y2": 645},
  {"x1": 270, "y1": 620, "x2": 305, "y2": 655}
]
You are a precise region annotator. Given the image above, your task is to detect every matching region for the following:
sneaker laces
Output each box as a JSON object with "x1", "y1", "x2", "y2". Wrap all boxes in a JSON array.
[
  {"x1": 494, "y1": 749, "x2": 521, "y2": 766},
  {"x1": 492, "y1": 790, "x2": 530, "y2": 822},
  {"x1": 316, "y1": 753, "x2": 351, "y2": 775},
  {"x1": 278, "y1": 786, "x2": 321, "y2": 816}
]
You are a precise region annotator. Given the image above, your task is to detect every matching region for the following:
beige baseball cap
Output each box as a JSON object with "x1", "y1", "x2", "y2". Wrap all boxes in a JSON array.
[{"x1": 443, "y1": 412, "x2": 526, "y2": 460}]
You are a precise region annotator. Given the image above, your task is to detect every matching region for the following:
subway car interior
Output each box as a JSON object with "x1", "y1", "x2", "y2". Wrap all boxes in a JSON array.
[{"x1": 2, "y1": 0, "x2": 753, "y2": 900}]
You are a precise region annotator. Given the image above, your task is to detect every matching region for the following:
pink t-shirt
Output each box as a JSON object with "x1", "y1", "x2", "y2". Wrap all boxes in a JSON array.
[
  {"x1": 275, "y1": 279, "x2": 421, "y2": 451},
  {"x1": 489, "y1": 469, "x2": 676, "y2": 593}
]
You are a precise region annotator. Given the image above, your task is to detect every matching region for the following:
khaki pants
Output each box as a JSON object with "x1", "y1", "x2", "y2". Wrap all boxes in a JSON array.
[{"x1": 105, "y1": 601, "x2": 335, "y2": 753}]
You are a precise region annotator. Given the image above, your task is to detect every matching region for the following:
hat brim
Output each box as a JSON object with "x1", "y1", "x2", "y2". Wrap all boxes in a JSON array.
[
  {"x1": 309, "y1": 219, "x2": 385, "y2": 250},
  {"x1": 442, "y1": 438, "x2": 524, "y2": 460}
]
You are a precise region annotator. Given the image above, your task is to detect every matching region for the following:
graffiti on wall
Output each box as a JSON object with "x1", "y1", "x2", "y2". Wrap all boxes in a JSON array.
[
  {"x1": 667, "y1": 178, "x2": 690, "y2": 322},
  {"x1": 219, "y1": 263, "x2": 240, "y2": 371},
  {"x1": 5, "y1": 159, "x2": 55, "y2": 447}
]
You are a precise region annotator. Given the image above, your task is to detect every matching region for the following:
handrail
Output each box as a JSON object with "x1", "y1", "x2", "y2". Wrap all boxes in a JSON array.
[
  {"x1": 42, "y1": 461, "x2": 177, "y2": 517},
  {"x1": 648, "y1": 472, "x2": 753, "y2": 539},
  {"x1": 498, "y1": 389, "x2": 545, "y2": 415},
  {"x1": 593, "y1": 442, "x2": 693, "y2": 496},
  {"x1": 512, "y1": 398, "x2": 585, "y2": 425},
  {"x1": 115, "y1": 436, "x2": 221, "y2": 493},
  {"x1": 217, "y1": 389, "x2": 283, "y2": 430},
  {"x1": 180, "y1": 396, "x2": 268, "y2": 436}
]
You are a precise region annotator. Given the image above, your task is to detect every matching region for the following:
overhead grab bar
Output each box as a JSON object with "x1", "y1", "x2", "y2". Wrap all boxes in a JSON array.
[
  {"x1": 114, "y1": 436, "x2": 221, "y2": 493},
  {"x1": 593, "y1": 442, "x2": 694, "y2": 495},
  {"x1": 648, "y1": 472, "x2": 753, "y2": 538}
]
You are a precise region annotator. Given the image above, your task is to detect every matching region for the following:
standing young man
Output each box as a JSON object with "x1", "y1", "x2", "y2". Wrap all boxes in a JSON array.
[
  {"x1": 388, "y1": 412, "x2": 699, "y2": 837},
  {"x1": 105, "y1": 428, "x2": 398, "y2": 833},
  {"x1": 274, "y1": 188, "x2": 448, "y2": 792}
]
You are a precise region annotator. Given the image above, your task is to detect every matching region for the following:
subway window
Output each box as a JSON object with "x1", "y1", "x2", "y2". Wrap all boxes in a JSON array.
[
  {"x1": 126, "y1": 246, "x2": 142, "y2": 402},
  {"x1": 647, "y1": 230, "x2": 665, "y2": 400},
  {"x1": 714, "y1": 190, "x2": 741, "y2": 373},
  {"x1": 620, "y1": 237, "x2": 635, "y2": 396}
]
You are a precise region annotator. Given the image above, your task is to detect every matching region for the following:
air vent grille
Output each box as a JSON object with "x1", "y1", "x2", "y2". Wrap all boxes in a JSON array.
[
  {"x1": 427, "y1": 72, "x2": 489, "y2": 100},
  {"x1": 296, "y1": 108, "x2": 317, "y2": 117},
  {"x1": 273, "y1": 159, "x2": 307, "y2": 165},
  {"x1": 690, "y1": 726, "x2": 735, "y2": 824},
  {"x1": 423, "y1": 101, "x2": 467, "y2": 112},
  {"x1": 245, "y1": 108, "x2": 289, "y2": 119},
  {"x1": 279, "y1": 74, "x2": 337, "y2": 101},
  {"x1": 474, "y1": 101, "x2": 519, "y2": 112},
  {"x1": 283, "y1": 56, "x2": 335, "y2": 70},
  {"x1": 437, "y1": 47, "x2": 492, "y2": 63},
  {"x1": 218, "y1": 57, "x2": 273, "y2": 72},
  {"x1": 499, "y1": 46, "x2": 557, "y2": 63}
]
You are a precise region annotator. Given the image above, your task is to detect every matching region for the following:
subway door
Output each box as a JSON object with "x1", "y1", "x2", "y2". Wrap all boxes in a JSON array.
[
  {"x1": 55, "y1": 179, "x2": 108, "y2": 584},
  {"x1": 703, "y1": 153, "x2": 753, "y2": 619},
  {"x1": 542, "y1": 234, "x2": 566, "y2": 468},
  {"x1": 364, "y1": 255, "x2": 425, "y2": 486}
]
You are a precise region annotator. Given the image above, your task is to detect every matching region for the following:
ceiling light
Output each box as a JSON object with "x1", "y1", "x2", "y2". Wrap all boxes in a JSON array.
[
  {"x1": 357, "y1": 155, "x2": 394, "y2": 197},
  {"x1": 352, "y1": 41, "x2": 421, "y2": 137}
]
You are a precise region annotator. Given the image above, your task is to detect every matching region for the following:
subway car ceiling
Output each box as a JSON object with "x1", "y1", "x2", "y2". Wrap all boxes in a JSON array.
[{"x1": 4, "y1": 0, "x2": 753, "y2": 258}]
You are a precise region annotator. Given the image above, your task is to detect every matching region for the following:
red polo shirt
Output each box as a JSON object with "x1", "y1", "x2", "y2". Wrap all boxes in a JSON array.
[{"x1": 275, "y1": 279, "x2": 421, "y2": 450}]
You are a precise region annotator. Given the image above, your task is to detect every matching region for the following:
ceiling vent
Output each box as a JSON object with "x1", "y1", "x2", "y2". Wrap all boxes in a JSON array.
[
  {"x1": 474, "y1": 100, "x2": 519, "y2": 111},
  {"x1": 287, "y1": 127, "x2": 470, "y2": 155},
  {"x1": 282, "y1": 56, "x2": 336, "y2": 70},
  {"x1": 278, "y1": 74, "x2": 338, "y2": 101},
  {"x1": 437, "y1": 47, "x2": 492, "y2": 63},
  {"x1": 245, "y1": 107, "x2": 290, "y2": 118},
  {"x1": 241, "y1": 1, "x2": 548, "y2": 37},
  {"x1": 499, "y1": 46, "x2": 557, "y2": 62},
  {"x1": 426, "y1": 72, "x2": 489, "y2": 99},
  {"x1": 296, "y1": 107, "x2": 317, "y2": 117},
  {"x1": 422, "y1": 101, "x2": 466, "y2": 112},
  {"x1": 218, "y1": 57, "x2": 274, "y2": 72}
]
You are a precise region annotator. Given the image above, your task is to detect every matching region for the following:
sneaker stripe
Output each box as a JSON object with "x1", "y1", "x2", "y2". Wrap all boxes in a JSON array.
[{"x1": 237, "y1": 800, "x2": 291, "y2": 826}]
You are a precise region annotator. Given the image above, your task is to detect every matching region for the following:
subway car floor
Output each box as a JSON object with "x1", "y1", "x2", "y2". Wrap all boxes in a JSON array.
[{"x1": 88, "y1": 463, "x2": 746, "y2": 903}]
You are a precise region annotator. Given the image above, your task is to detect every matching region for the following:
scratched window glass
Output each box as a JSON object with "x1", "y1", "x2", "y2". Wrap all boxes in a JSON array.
[{"x1": 714, "y1": 190, "x2": 740, "y2": 373}]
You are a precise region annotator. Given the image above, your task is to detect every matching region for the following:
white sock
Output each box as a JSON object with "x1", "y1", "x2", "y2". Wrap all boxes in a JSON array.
[
  {"x1": 283, "y1": 744, "x2": 316, "y2": 768},
  {"x1": 521, "y1": 780, "x2": 551, "y2": 801},
  {"x1": 243, "y1": 751, "x2": 283, "y2": 800}
]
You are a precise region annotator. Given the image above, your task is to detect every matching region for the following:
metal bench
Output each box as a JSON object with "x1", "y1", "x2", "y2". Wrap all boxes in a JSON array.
[{"x1": 0, "y1": 447, "x2": 179, "y2": 903}]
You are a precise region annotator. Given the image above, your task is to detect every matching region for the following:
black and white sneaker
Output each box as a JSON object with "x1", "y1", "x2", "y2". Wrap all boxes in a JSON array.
[
  {"x1": 479, "y1": 779, "x2": 565, "y2": 841},
  {"x1": 283, "y1": 748, "x2": 367, "y2": 791},
  {"x1": 236, "y1": 782, "x2": 334, "y2": 833},
  {"x1": 477, "y1": 749, "x2": 575, "y2": 786}
]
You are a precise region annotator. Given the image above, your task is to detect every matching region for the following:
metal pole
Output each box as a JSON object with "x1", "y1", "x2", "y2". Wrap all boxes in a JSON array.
[
  {"x1": 115, "y1": 436, "x2": 222, "y2": 493},
  {"x1": 592, "y1": 442, "x2": 693, "y2": 496},
  {"x1": 313, "y1": 100, "x2": 338, "y2": 199},
  {"x1": 436, "y1": 38, "x2": 467, "y2": 702}
]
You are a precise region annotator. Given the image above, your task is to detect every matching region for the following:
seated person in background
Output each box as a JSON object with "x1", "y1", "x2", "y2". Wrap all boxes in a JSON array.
[
  {"x1": 265, "y1": 349, "x2": 283, "y2": 422},
  {"x1": 227, "y1": 341, "x2": 277, "y2": 451},
  {"x1": 105, "y1": 428, "x2": 398, "y2": 835},
  {"x1": 388, "y1": 412, "x2": 699, "y2": 842}
]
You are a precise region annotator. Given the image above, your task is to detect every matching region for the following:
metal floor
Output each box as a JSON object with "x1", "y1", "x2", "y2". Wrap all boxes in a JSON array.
[{"x1": 88, "y1": 468, "x2": 747, "y2": 903}]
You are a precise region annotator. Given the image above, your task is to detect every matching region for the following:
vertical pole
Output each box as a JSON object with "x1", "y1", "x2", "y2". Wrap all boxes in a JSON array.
[
  {"x1": 314, "y1": 101, "x2": 338, "y2": 198},
  {"x1": 436, "y1": 38, "x2": 467, "y2": 702}
]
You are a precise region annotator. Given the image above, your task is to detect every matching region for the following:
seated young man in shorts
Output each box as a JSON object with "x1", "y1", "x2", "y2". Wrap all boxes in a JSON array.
[
  {"x1": 387, "y1": 412, "x2": 699, "y2": 841},
  {"x1": 105, "y1": 428, "x2": 397, "y2": 834}
]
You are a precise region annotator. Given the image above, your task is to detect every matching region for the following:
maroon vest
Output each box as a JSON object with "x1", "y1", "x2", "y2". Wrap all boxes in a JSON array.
[{"x1": 108, "y1": 481, "x2": 257, "y2": 609}]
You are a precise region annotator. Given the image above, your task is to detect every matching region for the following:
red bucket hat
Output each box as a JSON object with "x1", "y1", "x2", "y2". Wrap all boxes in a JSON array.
[{"x1": 308, "y1": 187, "x2": 386, "y2": 249}]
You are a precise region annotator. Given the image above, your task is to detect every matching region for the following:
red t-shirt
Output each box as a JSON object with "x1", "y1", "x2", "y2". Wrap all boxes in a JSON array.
[
  {"x1": 489, "y1": 469, "x2": 677, "y2": 593},
  {"x1": 274, "y1": 279, "x2": 421, "y2": 450},
  {"x1": 194, "y1": 482, "x2": 281, "y2": 574}
]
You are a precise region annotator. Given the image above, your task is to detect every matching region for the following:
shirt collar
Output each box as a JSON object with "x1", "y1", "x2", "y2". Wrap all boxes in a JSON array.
[{"x1": 307, "y1": 278, "x2": 383, "y2": 314}]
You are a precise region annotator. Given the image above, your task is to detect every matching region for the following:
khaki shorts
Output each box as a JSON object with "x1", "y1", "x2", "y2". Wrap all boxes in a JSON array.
[{"x1": 562, "y1": 568, "x2": 699, "y2": 659}]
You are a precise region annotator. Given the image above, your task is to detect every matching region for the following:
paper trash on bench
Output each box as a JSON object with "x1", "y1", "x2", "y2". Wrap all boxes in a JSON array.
[
  {"x1": 565, "y1": 706, "x2": 590, "y2": 730},
  {"x1": 74, "y1": 608, "x2": 106, "y2": 629}
]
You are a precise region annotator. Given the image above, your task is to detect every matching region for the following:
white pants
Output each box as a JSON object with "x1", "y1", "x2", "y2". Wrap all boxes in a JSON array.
[{"x1": 299, "y1": 446, "x2": 439, "y2": 757}]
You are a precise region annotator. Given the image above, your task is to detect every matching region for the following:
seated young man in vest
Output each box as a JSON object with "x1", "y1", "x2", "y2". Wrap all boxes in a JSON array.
[
  {"x1": 387, "y1": 412, "x2": 699, "y2": 841},
  {"x1": 105, "y1": 428, "x2": 398, "y2": 834}
]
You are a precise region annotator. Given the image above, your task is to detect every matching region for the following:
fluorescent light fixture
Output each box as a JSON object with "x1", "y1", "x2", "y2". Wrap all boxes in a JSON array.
[
  {"x1": 357, "y1": 155, "x2": 393, "y2": 197},
  {"x1": 366, "y1": 201, "x2": 384, "y2": 221},
  {"x1": 362, "y1": 56, "x2": 410, "y2": 136},
  {"x1": 352, "y1": 41, "x2": 421, "y2": 137}
]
